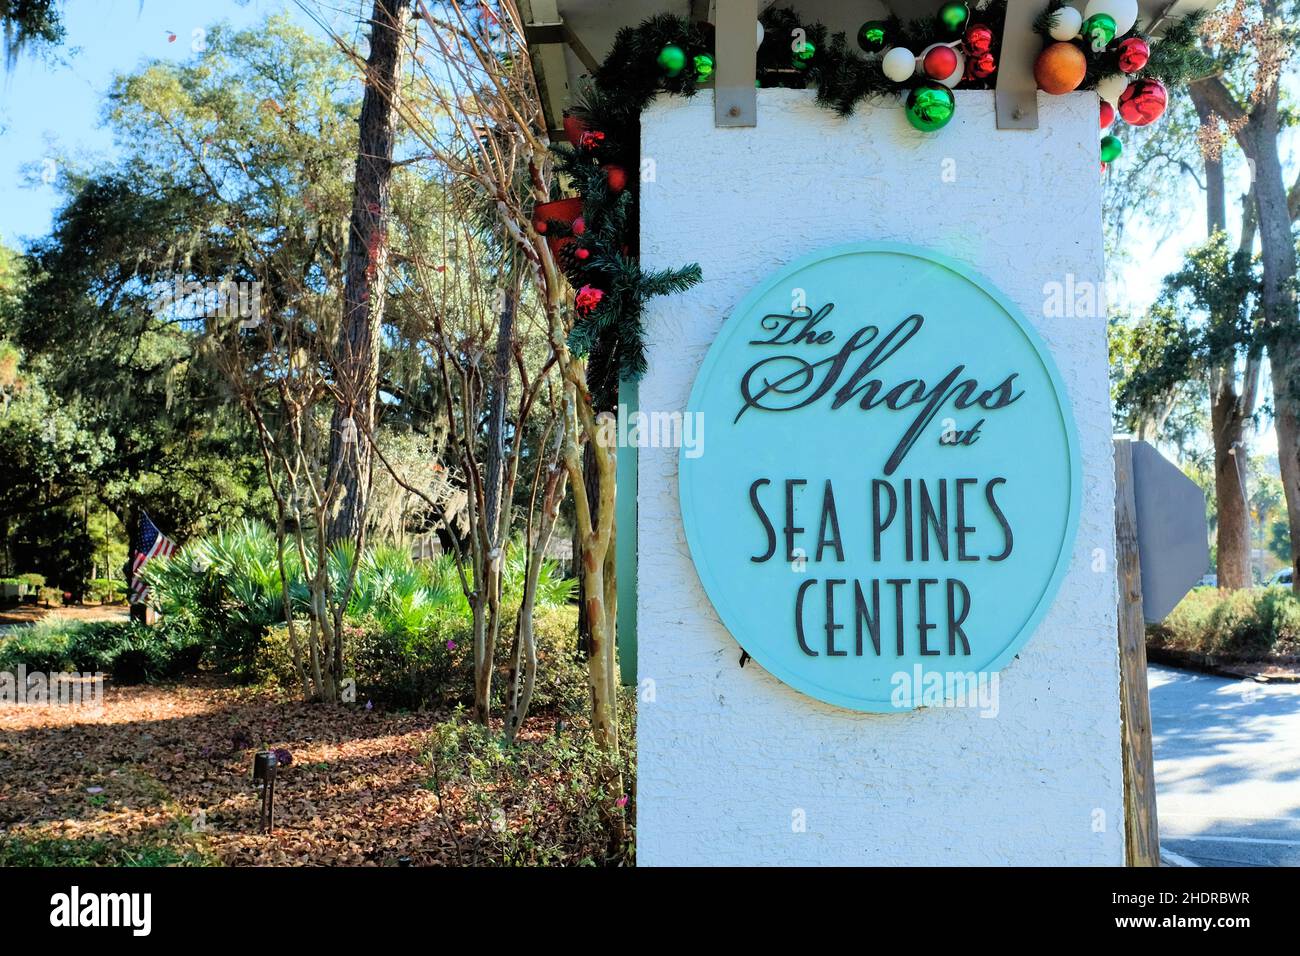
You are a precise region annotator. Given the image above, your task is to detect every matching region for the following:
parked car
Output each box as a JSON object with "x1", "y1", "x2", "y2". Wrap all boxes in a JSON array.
[{"x1": 1268, "y1": 567, "x2": 1293, "y2": 587}]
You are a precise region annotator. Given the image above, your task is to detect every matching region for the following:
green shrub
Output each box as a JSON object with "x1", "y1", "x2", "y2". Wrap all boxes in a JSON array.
[
  {"x1": 142, "y1": 521, "x2": 294, "y2": 680},
  {"x1": 145, "y1": 520, "x2": 580, "y2": 698},
  {"x1": 0, "y1": 618, "x2": 203, "y2": 682},
  {"x1": 255, "y1": 603, "x2": 584, "y2": 712},
  {"x1": 1148, "y1": 586, "x2": 1300, "y2": 659},
  {"x1": 88, "y1": 578, "x2": 127, "y2": 604},
  {"x1": 0, "y1": 617, "x2": 76, "y2": 672},
  {"x1": 67, "y1": 621, "x2": 203, "y2": 683},
  {"x1": 17, "y1": 573, "x2": 46, "y2": 588},
  {"x1": 423, "y1": 697, "x2": 636, "y2": 866},
  {"x1": 522, "y1": 604, "x2": 588, "y2": 716}
]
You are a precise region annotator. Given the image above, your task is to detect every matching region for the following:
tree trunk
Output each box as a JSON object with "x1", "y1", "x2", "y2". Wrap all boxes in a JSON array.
[
  {"x1": 326, "y1": 0, "x2": 410, "y2": 547},
  {"x1": 574, "y1": 443, "x2": 599, "y2": 660},
  {"x1": 1211, "y1": 372, "x2": 1253, "y2": 588},
  {"x1": 483, "y1": 284, "x2": 515, "y2": 536},
  {"x1": 1248, "y1": 107, "x2": 1300, "y2": 591},
  {"x1": 506, "y1": 441, "x2": 567, "y2": 743},
  {"x1": 470, "y1": 284, "x2": 516, "y2": 725},
  {"x1": 1192, "y1": 87, "x2": 1253, "y2": 589}
]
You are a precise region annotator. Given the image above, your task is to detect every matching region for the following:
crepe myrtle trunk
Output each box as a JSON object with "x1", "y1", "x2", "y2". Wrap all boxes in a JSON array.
[
  {"x1": 483, "y1": 286, "x2": 515, "y2": 537},
  {"x1": 326, "y1": 0, "x2": 410, "y2": 547}
]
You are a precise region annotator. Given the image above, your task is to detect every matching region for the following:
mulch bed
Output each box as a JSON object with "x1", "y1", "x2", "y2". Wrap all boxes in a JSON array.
[{"x1": 0, "y1": 678, "x2": 547, "y2": 865}]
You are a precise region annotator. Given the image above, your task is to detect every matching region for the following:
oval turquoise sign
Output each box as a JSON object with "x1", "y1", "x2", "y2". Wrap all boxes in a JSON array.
[{"x1": 679, "y1": 243, "x2": 1081, "y2": 712}]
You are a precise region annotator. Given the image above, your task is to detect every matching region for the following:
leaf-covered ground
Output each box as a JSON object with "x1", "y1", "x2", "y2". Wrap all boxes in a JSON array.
[{"x1": 0, "y1": 678, "x2": 563, "y2": 866}]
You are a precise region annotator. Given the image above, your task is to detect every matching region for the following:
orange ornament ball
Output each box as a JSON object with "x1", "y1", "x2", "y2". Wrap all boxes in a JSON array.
[{"x1": 1034, "y1": 42, "x2": 1087, "y2": 95}]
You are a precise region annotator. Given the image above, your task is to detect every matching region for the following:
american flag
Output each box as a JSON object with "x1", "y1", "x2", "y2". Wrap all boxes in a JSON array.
[{"x1": 129, "y1": 513, "x2": 177, "y2": 605}]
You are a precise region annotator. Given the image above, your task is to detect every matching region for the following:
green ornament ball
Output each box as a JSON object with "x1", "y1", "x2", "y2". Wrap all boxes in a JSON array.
[
  {"x1": 857, "y1": 20, "x2": 889, "y2": 54},
  {"x1": 905, "y1": 82, "x2": 956, "y2": 132},
  {"x1": 792, "y1": 40, "x2": 816, "y2": 69},
  {"x1": 1100, "y1": 134, "x2": 1123, "y2": 163},
  {"x1": 938, "y1": 1, "x2": 971, "y2": 37},
  {"x1": 657, "y1": 44, "x2": 687, "y2": 77},
  {"x1": 1082, "y1": 13, "x2": 1117, "y2": 52},
  {"x1": 693, "y1": 53, "x2": 715, "y2": 82}
]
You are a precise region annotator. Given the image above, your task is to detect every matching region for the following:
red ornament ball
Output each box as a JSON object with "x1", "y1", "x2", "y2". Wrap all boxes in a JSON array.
[
  {"x1": 533, "y1": 219, "x2": 547, "y2": 234},
  {"x1": 964, "y1": 24, "x2": 993, "y2": 56},
  {"x1": 575, "y1": 284, "x2": 604, "y2": 315},
  {"x1": 923, "y1": 44, "x2": 959, "y2": 81},
  {"x1": 1116, "y1": 36, "x2": 1150, "y2": 74},
  {"x1": 575, "y1": 247, "x2": 590, "y2": 261},
  {"x1": 1118, "y1": 78, "x2": 1167, "y2": 126},
  {"x1": 603, "y1": 164, "x2": 628, "y2": 193},
  {"x1": 970, "y1": 52, "x2": 996, "y2": 78},
  {"x1": 1100, "y1": 100, "x2": 1115, "y2": 128},
  {"x1": 572, "y1": 216, "x2": 586, "y2": 236}
]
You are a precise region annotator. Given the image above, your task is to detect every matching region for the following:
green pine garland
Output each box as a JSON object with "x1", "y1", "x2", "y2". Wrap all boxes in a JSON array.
[{"x1": 551, "y1": 5, "x2": 1205, "y2": 402}]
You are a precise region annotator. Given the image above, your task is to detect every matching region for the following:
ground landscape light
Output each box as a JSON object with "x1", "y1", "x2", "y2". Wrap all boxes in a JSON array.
[{"x1": 252, "y1": 750, "x2": 279, "y2": 833}]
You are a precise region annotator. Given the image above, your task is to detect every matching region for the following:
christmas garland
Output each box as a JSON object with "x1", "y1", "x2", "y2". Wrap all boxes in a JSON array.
[
  {"x1": 544, "y1": 5, "x2": 1206, "y2": 395},
  {"x1": 1030, "y1": 1, "x2": 1213, "y2": 167}
]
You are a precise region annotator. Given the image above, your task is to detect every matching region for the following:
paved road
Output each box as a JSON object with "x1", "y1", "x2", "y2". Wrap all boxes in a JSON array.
[{"x1": 1149, "y1": 664, "x2": 1300, "y2": 867}]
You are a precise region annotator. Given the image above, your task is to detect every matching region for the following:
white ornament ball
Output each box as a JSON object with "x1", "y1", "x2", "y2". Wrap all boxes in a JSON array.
[
  {"x1": 1097, "y1": 72, "x2": 1129, "y2": 105},
  {"x1": 757, "y1": 21, "x2": 764, "y2": 49},
  {"x1": 1084, "y1": 0, "x2": 1138, "y2": 37},
  {"x1": 882, "y1": 46, "x2": 917, "y2": 83},
  {"x1": 1049, "y1": 6, "x2": 1083, "y2": 40}
]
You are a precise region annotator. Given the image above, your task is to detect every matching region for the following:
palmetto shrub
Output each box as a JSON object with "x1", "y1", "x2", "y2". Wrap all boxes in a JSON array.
[
  {"x1": 142, "y1": 520, "x2": 297, "y2": 680},
  {"x1": 143, "y1": 520, "x2": 578, "y2": 700}
]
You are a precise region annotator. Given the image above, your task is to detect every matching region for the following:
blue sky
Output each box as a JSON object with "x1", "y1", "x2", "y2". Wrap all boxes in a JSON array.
[{"x1": 0, "y1": 0, "x2": 366, "y2": 248}]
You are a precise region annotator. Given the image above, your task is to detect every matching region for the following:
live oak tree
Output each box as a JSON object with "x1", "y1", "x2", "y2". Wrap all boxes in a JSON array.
[
  {"x1": 1106, "y1": 6, "x2": 1289, "y2": 589},
  {"x1": 11, "y1": 15, "x2": 441, "y2": 658},
  {"x1": 11, "y1": 18, "x2": 366, "y2": 602},
  {"x1": 1189, "y1": 0, "x2": 1300, "y2": 590},
  {"x1": 11, "y1": 187, "x2": 270, "y2": 588},
  {"x1": 0, "y1": 0, "x2": 62, "y2": 67}
]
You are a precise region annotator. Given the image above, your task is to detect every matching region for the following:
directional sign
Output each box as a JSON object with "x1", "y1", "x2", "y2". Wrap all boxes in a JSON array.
[{"x1": 1129, "y1": 440, "x2": 1210, "y2": 623}]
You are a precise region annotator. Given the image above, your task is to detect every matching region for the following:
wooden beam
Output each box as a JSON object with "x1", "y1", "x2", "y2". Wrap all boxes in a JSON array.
[
  {"x1": 562, "y1": 23, "x2": 601, "y2": 74},
  {"x1": 714, "y1": 0, "x2": 757, "y2": 127},
  {"x1": 1114, "y1": 438, "x2": 1162, "y2": 867},
  {"x1": 996, "y1": 0, "x2": 1040, "y2": 129},
  {"x1": 520, "y1": 0, "x2": 570, "y2": 135}
]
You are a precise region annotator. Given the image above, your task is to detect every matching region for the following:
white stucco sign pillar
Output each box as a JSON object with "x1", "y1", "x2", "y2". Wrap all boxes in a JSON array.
[{"x1": 635, "y1": 89, "x2": 1123, "y2": 866}]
